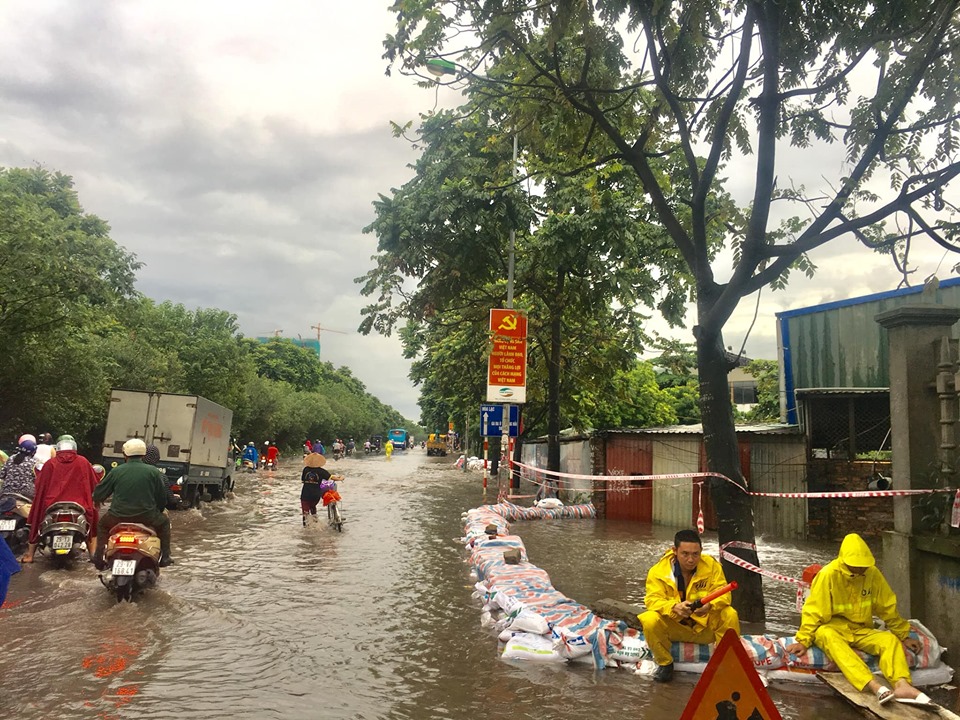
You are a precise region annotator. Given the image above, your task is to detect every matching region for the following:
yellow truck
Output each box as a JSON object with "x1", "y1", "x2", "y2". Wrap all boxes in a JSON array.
[{"x1": 426, "y1": 433, "x2": 449, "y2": 456}]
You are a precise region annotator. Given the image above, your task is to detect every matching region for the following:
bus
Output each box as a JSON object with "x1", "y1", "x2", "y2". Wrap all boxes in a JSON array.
[{"x1": 387, "y1": 428, "x2": 408, "y2": 449}]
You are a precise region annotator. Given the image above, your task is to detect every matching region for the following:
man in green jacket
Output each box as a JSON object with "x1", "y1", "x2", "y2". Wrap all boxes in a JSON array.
[{"x1": 93, "y1": 438, "x2": 173, "y2": 569}]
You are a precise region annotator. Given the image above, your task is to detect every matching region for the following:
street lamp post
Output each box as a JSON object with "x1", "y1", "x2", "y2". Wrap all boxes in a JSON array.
[{"x1": 427, "y1": 58, "x2": 519, "y2": 498}]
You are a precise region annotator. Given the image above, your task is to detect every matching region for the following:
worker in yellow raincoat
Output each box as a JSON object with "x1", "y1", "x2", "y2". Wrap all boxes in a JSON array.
[
  {"x1": 784, "y1": 533, "x2": 927, "y2": 705},
  {"x1": 638, "y1": 529, "x2": 740, "y2": 682}
]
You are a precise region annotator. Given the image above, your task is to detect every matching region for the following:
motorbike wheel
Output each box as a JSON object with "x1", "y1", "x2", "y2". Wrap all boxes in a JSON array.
[{"x1": 331, "y1": 503, "x2": 343, "y2": 532}]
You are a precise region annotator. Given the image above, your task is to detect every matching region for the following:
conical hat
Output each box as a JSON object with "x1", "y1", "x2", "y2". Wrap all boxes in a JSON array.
[{"x1": 304, "y1": 452, "x2": 327, "y2": 468}]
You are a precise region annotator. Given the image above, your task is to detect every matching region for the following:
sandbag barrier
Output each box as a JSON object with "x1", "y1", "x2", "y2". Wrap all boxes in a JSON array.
[{"x1": 461, "y1": 501, "x2": 955, "y2": 686}]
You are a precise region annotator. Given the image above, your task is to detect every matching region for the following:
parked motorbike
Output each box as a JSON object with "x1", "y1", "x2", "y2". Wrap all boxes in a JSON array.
[
  {"x1": 0, "y1": 492, "x2": 32, "y2": 554},
  {"x1": 37, "y1": 501, "x2": 89, "y2": 565},
  {"x1": 98, "y1": 522, "x2": 161, "y2": 602}
]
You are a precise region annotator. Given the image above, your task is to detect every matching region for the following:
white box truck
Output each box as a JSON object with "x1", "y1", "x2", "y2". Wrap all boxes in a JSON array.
[{"x1": 101, "y1": 389, "x2": 234, "y2": 508}]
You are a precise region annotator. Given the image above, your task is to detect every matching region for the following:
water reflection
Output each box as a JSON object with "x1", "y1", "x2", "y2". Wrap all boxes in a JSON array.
[{"x1": 0, "y1": 451, "x2": 941, "y2": 719}]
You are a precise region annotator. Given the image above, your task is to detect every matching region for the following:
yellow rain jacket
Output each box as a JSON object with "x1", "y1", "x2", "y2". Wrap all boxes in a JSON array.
[
  {"x1": 643, "y1": 548, "x2": 733, "y2": 623},
  {"x1": 639, "y1": 547, "x2": 740, "y2": 666},
  {"x1": 795, "y1": 533, "x2": 913, "y2": 689}
]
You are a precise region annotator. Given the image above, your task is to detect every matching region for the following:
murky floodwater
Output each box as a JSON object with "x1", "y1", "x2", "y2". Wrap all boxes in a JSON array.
[{"x1": 1, "y1": 452, "x2": 954, "y2": 718}]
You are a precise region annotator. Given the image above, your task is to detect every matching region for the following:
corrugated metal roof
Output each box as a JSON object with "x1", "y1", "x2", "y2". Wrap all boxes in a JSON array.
[
  {"x1": 605, "y1": 423, "x2": 800, "y2": 435},
  {"x1": 795, "y1": 387, "x2": 888, "y2": 397},
  {"x1": 775, "y1": 276, "x2": 960, "y2": 319}
]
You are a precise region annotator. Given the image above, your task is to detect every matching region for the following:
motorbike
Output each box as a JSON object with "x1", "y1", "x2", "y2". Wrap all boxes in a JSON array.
[
  {"x1": 98, "y1": 522, "x2": 161, "y2": 602},
  {"x1": 241, "y1": 459, "x2": 257, "y2": 473},
  {"x1": 262, "y1": 458, "x2": 276, "y2": 471},
  {"x1": 0, "y1": 492, "x2": 32, "y2": 554},
  {"x1": 332, "y1": 448, "x2": 344, "y2": 461},
  {"x1": 37, "y1": 501, "x2": 89, "y2": 565}
]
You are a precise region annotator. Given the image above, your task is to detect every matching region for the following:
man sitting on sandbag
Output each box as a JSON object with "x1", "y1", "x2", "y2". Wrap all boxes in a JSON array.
[
  {"x1": 784, "y1": 533, "x2": 926, "y2": 706},
  {"x1": 638, "y1": 529, "x2": 740, "y2": 682}
]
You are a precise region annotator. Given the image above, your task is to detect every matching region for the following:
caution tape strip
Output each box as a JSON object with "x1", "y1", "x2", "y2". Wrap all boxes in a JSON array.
[
  {"x1": 510, "y1": 460, "x2": 955, "y2": 499},
  {"x1": 720, "y1": 540, "x2": 810, "y2": 612}
]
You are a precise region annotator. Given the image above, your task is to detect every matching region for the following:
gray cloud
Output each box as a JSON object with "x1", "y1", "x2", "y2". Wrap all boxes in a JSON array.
[{"x1": 0, "y1": 1, "x2": 426, "y2": 419}]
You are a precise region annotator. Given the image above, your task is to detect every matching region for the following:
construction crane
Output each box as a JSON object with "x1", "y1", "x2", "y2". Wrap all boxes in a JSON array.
[{"x1": 310, "y1": 322, "x2": 347, "y2": 359}]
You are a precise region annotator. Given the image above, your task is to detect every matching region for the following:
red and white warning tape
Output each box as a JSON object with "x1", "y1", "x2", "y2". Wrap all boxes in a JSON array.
[
  {"x1": 720, "y1": 540, "x2": 809, "y2": 612},
  {"x1": 510, "y1": 460, "x2": 956, "y2": 502}
]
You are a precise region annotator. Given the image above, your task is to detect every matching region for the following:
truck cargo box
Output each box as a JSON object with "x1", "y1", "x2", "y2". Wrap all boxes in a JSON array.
[{"x1": 102, "y1": 389, "x2": 234, "y2": 506}]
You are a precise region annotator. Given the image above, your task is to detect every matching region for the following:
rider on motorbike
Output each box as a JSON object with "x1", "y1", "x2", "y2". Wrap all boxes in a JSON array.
[
  {"x1": 21, "y1": 435, "x2": 99, "y2": 563},
  {"x1": 92, "y1": 438, "x2": 174, "y2": 569},
  {"x1": 0, "y1": 435, "x2": 39, "y2": 499},
  {"x1": 265, "y1": 442, "x2": 280, "y2": 468},
  {"x1": 242, "y1": 442, "x2": 259, "y2": 468}
]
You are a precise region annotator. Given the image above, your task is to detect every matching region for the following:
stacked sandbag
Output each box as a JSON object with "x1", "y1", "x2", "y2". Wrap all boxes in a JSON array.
[
  {"x1": 463, "y1": 501, "x2": 618, "y2": 667},
  {"x1": 771, "y1": 620, "x2": 953, "y2": 685}
]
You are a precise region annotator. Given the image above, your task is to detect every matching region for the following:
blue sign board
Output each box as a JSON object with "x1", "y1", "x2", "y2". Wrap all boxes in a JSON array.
[{"x1": 480, "y1": 404, "x2": 519, "y2": 437}]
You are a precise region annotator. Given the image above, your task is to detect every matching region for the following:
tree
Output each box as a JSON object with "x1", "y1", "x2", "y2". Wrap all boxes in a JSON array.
[
  {"x1": 0, "y1": 167, "x2": 140, "y2": 437},
  {"x1": 248, "y1": 339, "x2": 323, "y2": 392},
  {"x1": 385, "y1": 0, "x2": 960, "y2": 620},
  {"x1": 361, "y1": 108, "x2": 695, "y2": 469},
  {"x1": 742, "y1": 359, "x2": 780, "y2": 423},
  {"x1": 652, "y1": 337, "x2": 701, "y2": 424}
]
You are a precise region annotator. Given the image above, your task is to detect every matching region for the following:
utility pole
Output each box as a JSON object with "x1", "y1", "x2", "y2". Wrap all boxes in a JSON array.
[{"x1": 499, "y1": 131, "x2": 519, "y2": 501}]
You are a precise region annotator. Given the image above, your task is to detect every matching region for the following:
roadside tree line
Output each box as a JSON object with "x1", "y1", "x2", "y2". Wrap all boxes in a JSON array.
[{"x1": 0, "y1": 166, "x2": 412, "y2": 453}]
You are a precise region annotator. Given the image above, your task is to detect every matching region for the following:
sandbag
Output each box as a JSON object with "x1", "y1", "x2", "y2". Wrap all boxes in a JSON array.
[
  {"x1": 501, "y1": 633, "x2": 566, "y2": 663},
  {"x1": 741, "y1": 634, "x2": 785, "y2": 670},
  {"x1": 608, "y1": 630, "x2": 649, "y2": 663},
  {"x1": 553, "y1": 626, "x2": 594, "y2": 660},
  {"x1": 509, "y1": 608, "x2": 550, "y2": 635},
  {"x1": 535, "y1": 498, "x2": 563, "y2": 509}
]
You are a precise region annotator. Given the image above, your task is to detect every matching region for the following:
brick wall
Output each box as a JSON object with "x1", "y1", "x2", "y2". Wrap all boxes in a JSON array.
[{"x1": 807, "y1": 459, "x2": 893, "y2": 541}]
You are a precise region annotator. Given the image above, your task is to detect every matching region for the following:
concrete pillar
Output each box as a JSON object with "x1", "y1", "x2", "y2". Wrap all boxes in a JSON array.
[{"x1": 876, "y1": 304, "x2": 960, "y2": 618}]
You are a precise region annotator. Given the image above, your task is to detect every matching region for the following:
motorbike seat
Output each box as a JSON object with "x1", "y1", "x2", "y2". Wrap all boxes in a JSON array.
[{"x1": 108, "y1": 522, "x2": 157, "y2": 537}]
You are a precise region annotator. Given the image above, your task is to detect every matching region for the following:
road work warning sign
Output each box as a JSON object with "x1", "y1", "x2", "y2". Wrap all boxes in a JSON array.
[{"x1": 679, "y1": 629, "x2": 782, "y2": 720}]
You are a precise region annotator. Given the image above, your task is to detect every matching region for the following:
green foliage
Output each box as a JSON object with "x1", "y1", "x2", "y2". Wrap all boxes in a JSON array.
[
  {"x1": 0, "y1": 167, "x2": 139, "y2": 437},
  {"x1": 588, "y1": 361, "x2": 678, "y2": 429},
  {"x1": 742, "y1": 359, "x2": 780, "y2": 423},
  {"x1": 0, "y1": 166, "x2": 417, "y2": 451},
  {"x1": 360, "y1": 104, "x2": 698, "y2": 448}
]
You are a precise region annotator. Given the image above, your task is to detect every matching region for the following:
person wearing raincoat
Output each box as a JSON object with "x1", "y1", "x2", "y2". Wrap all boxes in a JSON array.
[
  {"x1": 784, "y1": 533, "x2": 927, "y2": 705},
  {"x1": 638, "y1": 529, "x2": 740, "y2": 682}
]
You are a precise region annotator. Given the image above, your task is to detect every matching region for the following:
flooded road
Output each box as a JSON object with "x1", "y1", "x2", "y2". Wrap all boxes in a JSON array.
[{"x1": 1, "y1": 451, "x2": 951, "y2": 718}]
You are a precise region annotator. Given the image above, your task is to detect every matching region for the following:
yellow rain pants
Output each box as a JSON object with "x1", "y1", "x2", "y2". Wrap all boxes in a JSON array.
[
  {"x1": 639, "y1": 606, "x2": 741, "y2": 667},
  {"x1": 814, "y1": 621, "x2": 911, "y2": 690},
  {"x1": 796, "y1": 534, "x2": 913, "y2": 690}
]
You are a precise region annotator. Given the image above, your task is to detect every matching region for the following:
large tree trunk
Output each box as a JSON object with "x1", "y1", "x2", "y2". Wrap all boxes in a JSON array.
[{"x1": 696, "y1": 320, "x2": 766, "y2": 623}]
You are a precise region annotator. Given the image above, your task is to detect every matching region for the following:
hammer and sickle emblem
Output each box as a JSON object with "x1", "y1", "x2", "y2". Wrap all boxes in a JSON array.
[{"x1": 497, "y1": 314, "x2": 518, "y2": 332}]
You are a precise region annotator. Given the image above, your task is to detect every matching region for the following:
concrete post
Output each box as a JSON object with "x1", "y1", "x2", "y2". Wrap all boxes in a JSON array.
[{"x1": 876, "y1": 303, "x2": 960, "y2": 618}]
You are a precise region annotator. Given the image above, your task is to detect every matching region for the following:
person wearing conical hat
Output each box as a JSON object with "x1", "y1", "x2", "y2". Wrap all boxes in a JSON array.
[
  {"x1": 784, "y1": 533, "x2": 927, "y2": 706},
  {"x1": 300, "y1": 453, "x2": 342, "y2": 527}
]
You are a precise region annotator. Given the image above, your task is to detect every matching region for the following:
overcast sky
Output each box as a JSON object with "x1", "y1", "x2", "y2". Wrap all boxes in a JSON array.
[{"x1": 0, "y1": 1, "x2": 953, "y2": 421}]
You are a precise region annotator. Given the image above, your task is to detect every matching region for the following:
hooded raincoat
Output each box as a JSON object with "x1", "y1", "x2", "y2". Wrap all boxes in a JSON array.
[
  {"x1": 26, "y1": 449, "x2": 99, "y2": 544},
  {"x1": 638, "y1": 547, "x2": 740, "y2": 666},
  {"x1": 795, "y1": 533, "x2": 913, "y2": 689}
]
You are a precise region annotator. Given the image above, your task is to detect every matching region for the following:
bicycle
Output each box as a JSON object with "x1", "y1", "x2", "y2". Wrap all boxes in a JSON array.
[
  {"x1": 327, "y1": 498, "x2": 343, "y2": 532},
  {"x1": 320, "y1": 475, "x2": 344, "y2": 532}
]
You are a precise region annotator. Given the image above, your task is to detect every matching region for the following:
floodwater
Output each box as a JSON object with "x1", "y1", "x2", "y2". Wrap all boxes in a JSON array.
[{"x1": 1, "y1": 451, "x2": 955, "y2": 719}]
